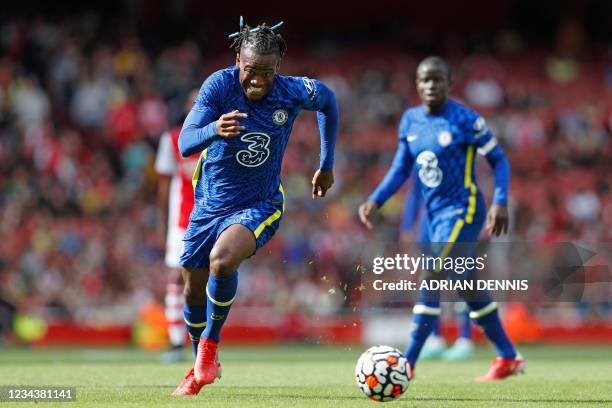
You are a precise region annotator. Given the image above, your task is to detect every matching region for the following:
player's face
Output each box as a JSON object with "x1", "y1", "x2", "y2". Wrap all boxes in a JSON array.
[
  {"x1": 416, "y1": 64, "x2": 450, "y2": 112},
  {"x1": 236, "y1": 47, "x2": 280, "y2": 101}
]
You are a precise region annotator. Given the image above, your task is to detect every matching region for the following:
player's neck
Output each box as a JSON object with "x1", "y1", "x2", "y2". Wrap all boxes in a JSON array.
[{"x1": 423, "y1": 99, "x2": 448, "y2": 115}]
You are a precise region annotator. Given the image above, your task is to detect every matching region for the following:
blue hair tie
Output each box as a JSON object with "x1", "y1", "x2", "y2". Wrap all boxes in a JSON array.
[{"x1": 228, "y1": 17, "x2": 284, "y2": 39}]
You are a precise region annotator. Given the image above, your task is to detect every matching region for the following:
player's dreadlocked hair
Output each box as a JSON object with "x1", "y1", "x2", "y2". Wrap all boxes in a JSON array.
[{"x1": 228, "y1": 17, "x2": 287, "y2": 58}]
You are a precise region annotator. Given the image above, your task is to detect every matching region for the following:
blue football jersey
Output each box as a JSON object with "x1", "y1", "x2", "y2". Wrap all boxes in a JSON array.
[
  {"x1": 189, "y1": 66, "x2": 327, "y2": 217},
  {"x1": 370, "y1": 99, "x2": 500, "y2": 221},
  {"x1": 400, "y1": 99, "x2": 494, "y2": 219}
]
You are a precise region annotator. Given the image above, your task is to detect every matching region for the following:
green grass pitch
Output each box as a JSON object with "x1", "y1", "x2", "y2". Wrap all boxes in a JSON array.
[{"x1": 1, "y1": 345, "x2": 611, "y2": 407}]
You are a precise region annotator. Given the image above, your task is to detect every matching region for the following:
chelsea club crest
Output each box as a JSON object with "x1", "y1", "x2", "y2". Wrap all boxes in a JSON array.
[
  {"x1": 438, "y1": 131, "x2": 453, "y2": 147},
  {"x1": 272, "y1": 109, "x2": 288, "y2": 125}
]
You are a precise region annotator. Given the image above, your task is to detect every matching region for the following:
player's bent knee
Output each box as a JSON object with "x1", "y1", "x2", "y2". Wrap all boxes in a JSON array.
[{"x1": 208, "y1": 249, "x2": 238, "y2": 277}]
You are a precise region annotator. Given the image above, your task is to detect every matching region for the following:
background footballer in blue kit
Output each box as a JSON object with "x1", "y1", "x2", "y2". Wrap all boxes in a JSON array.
[
  {"x1": 359, "y1": 57, "x2": 523, "y2": 382},
  {"x1": 365, "y1": 95, "x2": 509, "y2": 246},
  {"x1": 173, "y1": 20, "x2": 339, "y2": 395},
  {"x1": 400, "y1": 176, "x2": 475, "y2": 362}
]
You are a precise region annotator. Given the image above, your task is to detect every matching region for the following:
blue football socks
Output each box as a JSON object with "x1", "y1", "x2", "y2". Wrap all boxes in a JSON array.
[
  {"x1": 203, "y1": 271, "x2": 238, "y2": 343},
  {"x1": 183, "y1": 304, "x2": 206, "y2": 359},
  {"x1": 467, "y1": 300, "x2": 516, "y2": 359},
  {"x1": 405, "y1": 301, "x2": 441, "y2": 368}
]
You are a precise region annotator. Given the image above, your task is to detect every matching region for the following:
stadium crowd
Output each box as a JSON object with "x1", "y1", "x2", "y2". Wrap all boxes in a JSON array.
[{"x1": 0, "y1": 16, "x2": 610, "y2": 327}]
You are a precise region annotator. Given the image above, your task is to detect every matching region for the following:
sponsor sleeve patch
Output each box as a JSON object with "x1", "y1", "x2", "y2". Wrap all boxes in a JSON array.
[{"x1": 473, "y1": 116, "x2": 488, "y2": 138}]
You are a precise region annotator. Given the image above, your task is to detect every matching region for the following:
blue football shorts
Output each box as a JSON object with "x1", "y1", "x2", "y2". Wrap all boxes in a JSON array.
[
  {"x1": 179, "y1": 185, "x2": 284, "y2": 269},
  {"x1": 424, "y1": 194, "x2": 487, "y2": 277}
]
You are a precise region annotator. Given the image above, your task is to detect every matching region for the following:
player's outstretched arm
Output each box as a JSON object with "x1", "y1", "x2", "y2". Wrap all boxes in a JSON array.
[
  {"x1": 482, "y1": 144, "x2": 510, "y2": 236},
  {"x1": 311, "y1": 83, "x2": 339, "y2": 199},
  {"x1": 401, "y1": 174, "x2": 423, "y2": 233},
  {"x1": 358, "y1": 140, "x2": 414, "y2": 229}
]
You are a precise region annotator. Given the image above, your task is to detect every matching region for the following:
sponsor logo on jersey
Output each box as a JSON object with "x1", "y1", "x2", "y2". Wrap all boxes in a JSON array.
[
  {"x1": 416, "y1": 150, "x2": 443, "y2": 188},
  {"x1": 302, "y1": 77, "x2": 317, "y2": 100},
  {"x1": 407, "y1": 134, "x2": 418, "y2": 142},
  {"x1": 272, "y1": 109, "x2": 288, "y2": 125},
  {"x1": 438, "y1": 131, "x2": 453, "y2": 147},
  {"x1": 236, "y1": 132, "x2": 271, "y2": 167},
  {"x1": 473, "y1": 116, "x2": 488, "y2": 138}
]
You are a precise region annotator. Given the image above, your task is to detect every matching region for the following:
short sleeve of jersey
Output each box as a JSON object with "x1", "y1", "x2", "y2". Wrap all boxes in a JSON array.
[
  {"x1": 192, "y1": 70, "x2": 225, "y2": 116},
  {"x1": 155, "y1": 132, "x2": 176, "y2": 175},
  {"x1": 286, "y1": 76, "x2": 325, "y2": 111}
]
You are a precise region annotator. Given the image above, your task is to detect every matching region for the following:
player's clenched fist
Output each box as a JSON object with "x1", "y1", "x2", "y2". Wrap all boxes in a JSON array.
[
  {"x1": 216, "y1": 110, "x2": 248, "y2": 137},
  {"x1": 358, "y1": 200, "x2": 379, "y2": 230}
]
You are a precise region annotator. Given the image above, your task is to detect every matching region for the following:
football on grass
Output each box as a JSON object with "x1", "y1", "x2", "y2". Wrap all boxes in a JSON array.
[{"x1": 355, "y1": 345, "x2": 411, "y2": 402}]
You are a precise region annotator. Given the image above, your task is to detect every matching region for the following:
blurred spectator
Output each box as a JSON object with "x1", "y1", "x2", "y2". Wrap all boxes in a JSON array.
[
  {"x1": 10, "y1": 75, "x2": 49, "y2": 131},
  {"x1": 69, "y1": 70, "x2": 109, "y2": 129},
  {"x1": 566, "y1": 189, "x2": 601, "y2": 223}
]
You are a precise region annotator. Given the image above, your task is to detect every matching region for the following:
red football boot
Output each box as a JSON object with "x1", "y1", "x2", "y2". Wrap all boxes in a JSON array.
[
  {"x1": 194, "y1": 338, "x2": 222, "y2": 385},
  {"x1": 172, "y1": 368, "x2": 203, "y2": 396},
  {"x1": 475, "y1": 356, "x2": 526, "y2": 382}
]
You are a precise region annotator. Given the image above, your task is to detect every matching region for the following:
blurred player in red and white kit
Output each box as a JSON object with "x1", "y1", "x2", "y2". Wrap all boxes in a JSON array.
[{"x1": 155, "y1": 90, "x2": 200, "y2": 363}]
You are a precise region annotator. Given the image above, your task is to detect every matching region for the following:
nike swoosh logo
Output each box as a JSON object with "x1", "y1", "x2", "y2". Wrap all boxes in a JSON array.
[{"x1": 407, "y1": 135, "x2": 417, "y2": 142}]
